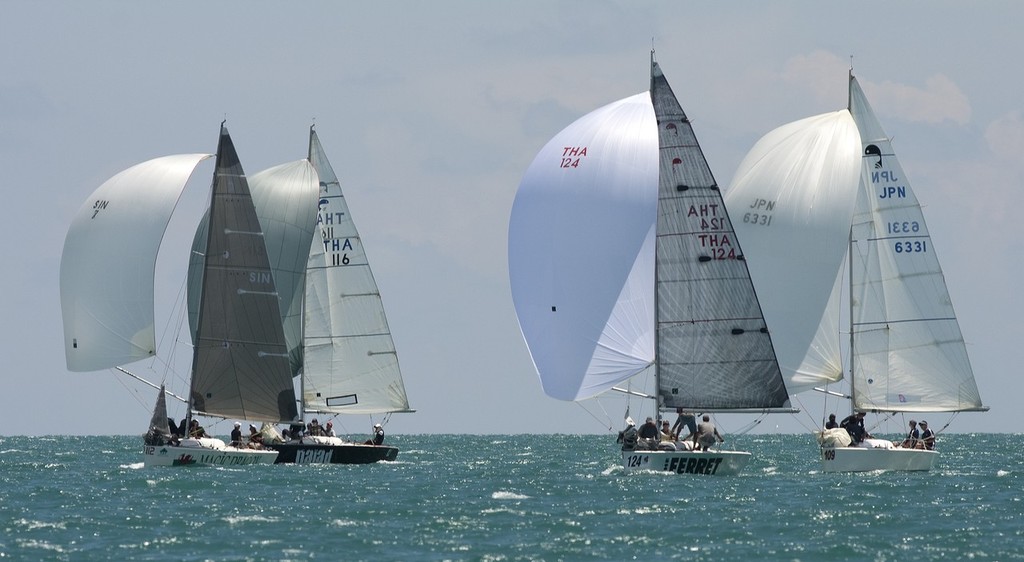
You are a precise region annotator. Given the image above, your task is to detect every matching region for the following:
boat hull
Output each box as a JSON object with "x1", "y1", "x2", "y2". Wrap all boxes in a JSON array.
[
  {"x1": 143, "y1": 443, "x2": 279, "y2": 467},
  {"x1": 820, "y1": 446, "x2": 938, "y2": 472},
  {"x1": 621, "y1": 449, "x2": 751, "y2": 476},
  {"x1": 267, "y1": 442, "x2": 399, "y2": 464}
]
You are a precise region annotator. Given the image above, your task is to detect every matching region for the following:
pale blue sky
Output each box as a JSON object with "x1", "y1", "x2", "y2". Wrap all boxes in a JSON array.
[{"x1": 3, "y1": 1, "x2": 1020, "y2": 437}]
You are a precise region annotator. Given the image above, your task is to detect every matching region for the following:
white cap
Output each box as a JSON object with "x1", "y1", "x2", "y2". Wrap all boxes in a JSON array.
[{"x1": 234, "y1": 422, "x2": 241, "y2": 427}]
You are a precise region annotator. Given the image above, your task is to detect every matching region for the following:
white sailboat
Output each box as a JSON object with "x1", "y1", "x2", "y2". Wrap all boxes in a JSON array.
[
  {"x1": 186, "y1": 126, "x2": 412, "y2": 463},
  {"x1": 727, "y1": 73, "x2": 986, "y2": 472},
  {"x1": 61, "y1": 124, "x2": 295, "y2": 466},
  {"x1": 508, "y1": 54, "x2": 793, "y2": 476},
  {"x1": 269, "y1": 126, "x2": 411, "y2": 463}
]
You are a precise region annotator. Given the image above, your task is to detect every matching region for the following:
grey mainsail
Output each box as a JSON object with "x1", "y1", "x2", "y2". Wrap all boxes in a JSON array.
[
  {"x1": 650, "y1": 61, "x2": 789, "y2": 410},
  {"x1": 188, "y1": 125, "x2": 298, "y2": 422}
]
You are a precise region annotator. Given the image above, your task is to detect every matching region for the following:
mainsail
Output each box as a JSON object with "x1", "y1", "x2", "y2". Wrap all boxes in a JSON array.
[
  {"x1": 187, "y1": 161, "x2": 319, "y2": 375},
  {"x1": 847, "y1": 75, "x2": 984, "y2": 413},
  {"x1": 650, "y1": 62, "x2": 788, "y2": 410},
  {"x1": 188, "y1": 125, "x2": 298, "y2": 422},
  {"x1": 61, "y1": 154, "x2": 212, "y2": 371},
  {"x1": 510, "y1": 57, "x2": 790, "y2": 411},
  {"x1": 725, "y1": 111, "x2": 863, "y2": 396},
  {"x1": 303, "y1": 127, "x2": 411, "y2": 414}
]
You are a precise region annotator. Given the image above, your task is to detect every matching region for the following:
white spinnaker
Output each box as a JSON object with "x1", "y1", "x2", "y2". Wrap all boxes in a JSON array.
[
  {"x1": 509, "y1": 92, "x2": 659, "y2": 401},
  {"x1": 249, "y1": 160, "x2": 320, "y2": 375},
  {"x1": 848, "y1": 75, "x2": 982, "y2": 412},
  {"x1": 61, "y1": 153, "x2": 212, "y2": 371},
  {"x1": 725, "y1": 111, "x2": 862, "y2": 396}
]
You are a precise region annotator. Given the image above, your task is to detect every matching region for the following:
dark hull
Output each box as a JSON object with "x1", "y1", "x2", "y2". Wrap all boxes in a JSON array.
[{"x1": 267, "y1": 442, "x2": 399, "y2": 464}]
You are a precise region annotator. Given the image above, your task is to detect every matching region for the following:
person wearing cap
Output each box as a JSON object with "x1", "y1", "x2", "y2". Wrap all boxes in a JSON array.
[
  {"x1": 694, "y1": 414, "x2": 725, "y2": 451},
  {"x1": 898, "y1": 420, "x2": 920, "y2": 448},
  {"x1": 307, "y1": 418, "x2": 325, "y2": 437},
  {"x1": 188, "y1": 419, "x2": 206, "y2": 439},
  {"x1": 839, "y1": 412, "x2": 871, "y2": 445},
  {"x1": 616, "y1": 418, "x2": 639, "y2": 450},
  {"x1": 919, "y1": 421, "x2": 936, "y2": 450},
  {"x1": 364, "y1": 423, "x2": 386, "y2": 445},
  {"x1": 229, "y1": 421, "x2": 243, "y2": 448},
  {"x1": 324, "y1": 421, "x2": 336, "y2": 437},
  {"x1": 638, "y1": 417, "x2": 659, "y2": 441},
  {"x1": 824, "y1": 413, "x2": 839, "y2": 430}
]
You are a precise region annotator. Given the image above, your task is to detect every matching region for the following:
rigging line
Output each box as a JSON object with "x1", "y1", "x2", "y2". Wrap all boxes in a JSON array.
[
  {"x1": 591, "y1": 398, "x2": 615, "y2": 432},
  {"x1": 575, "y1": 400, "x2": 616, "y2": 433},
  {"x1": 730, "y1": 415, "x2": 765, "y2": 436},
  {"x1": 111, "y1": 367, "x2": 153, "y2": 414},
  {"x1": 935, "y1": 412, "x2": 958, "y2": 435},
  {"x1": 789, "y1": 394, "x2": 825, "y2": 435}
]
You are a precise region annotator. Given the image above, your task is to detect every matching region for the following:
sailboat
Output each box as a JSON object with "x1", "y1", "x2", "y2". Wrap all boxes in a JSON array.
[
  {"x1": 186, "y1": 126, "x2": 412, "y2": 464},
  {"x1": 508, "y1": 54, "x2": 793, "y2": 476},
  {"x1": 727, "y1": 73, "x2": 986, "y2": 472},
  {"x1": 61, "y1": 124, "x2": 296, "y2": 466}
]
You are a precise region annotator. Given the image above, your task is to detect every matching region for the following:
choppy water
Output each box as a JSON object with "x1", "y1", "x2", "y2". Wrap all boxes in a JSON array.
[{"x1": 1, "y1": 434, "x2": 1022, "y2": 561}]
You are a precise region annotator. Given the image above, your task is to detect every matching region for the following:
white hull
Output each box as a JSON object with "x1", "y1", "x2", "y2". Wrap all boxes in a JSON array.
[
  {"x1": 143, "y1": 438, "x2": 278, "y2": 467},
  {"x1": 622, "y1": 449, "x2": 751, "y2": 476},
  {"x1": 820, "y1": 446, "x2": 937, "y2": 473}
]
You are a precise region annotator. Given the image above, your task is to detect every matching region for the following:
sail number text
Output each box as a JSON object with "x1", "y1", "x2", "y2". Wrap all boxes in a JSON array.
[
  {"x1": 743, "y1": 198, "x2": 774, "y2": 228},
  {"x1": 559, "y1": 146, "x2": 588, "y2": 168},
  {"x1": 689, "y1": 203, "x2": 739, "y2": 260},
  {"x1": 894, "y1": 240, "x2": 928, "y2": 253},
  {"x1": 91, "y1": 199, "x2": 110, "y2": 219},
  {"x1": 625, "y1": 454, "x2": 648, "y2": 468}
]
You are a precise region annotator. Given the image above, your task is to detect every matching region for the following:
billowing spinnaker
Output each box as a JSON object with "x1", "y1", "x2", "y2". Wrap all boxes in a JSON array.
[
  {"x1": 61, "y1": 153, "x2": 212, "y2": 371},
  {"x1": 725, "y1": 111, "x2": 862, "y2": 395},
  {"x1": 509, "y1": 93, "x2": 658, "y2": 401}
]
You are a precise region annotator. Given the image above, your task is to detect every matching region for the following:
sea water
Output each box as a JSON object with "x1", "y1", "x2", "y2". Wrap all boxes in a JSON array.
[{"x1": 1, "y1": 434, "x2": 1022, "y2": 561}]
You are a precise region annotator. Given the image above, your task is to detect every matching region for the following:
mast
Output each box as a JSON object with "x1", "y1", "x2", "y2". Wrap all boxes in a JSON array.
[
  {"x1": 298, "y1": 123, "x2": 316, "y2": 422},
  {"x1": 649, "y1": 50, "x2": 662, "y2": 421},
  {"x1": 847, "y1": 72, "x2": 857, "y2": 415}
]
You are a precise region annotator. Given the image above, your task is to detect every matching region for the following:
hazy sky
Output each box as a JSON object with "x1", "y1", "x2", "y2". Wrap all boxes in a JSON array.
[{"x1": 3, "y1": 2, "x2": 1020, "y2": 438}]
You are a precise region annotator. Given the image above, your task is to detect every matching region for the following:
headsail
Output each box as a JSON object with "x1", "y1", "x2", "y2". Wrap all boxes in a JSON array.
[
  {"x1": 61, "y1": 154, "x2": 212, "y2": 371},
  {"x1": 650, "y1": 61, "x2": 789, "y2": 410},
  {"x1": 145, "y1": 384, "x2": 172, "y2": 445},
  {"x1": 847, "y1": 75, "x2": 984, "y2": 413},
  {"x1": 188, "y1": 125, "x2": 298, "y2": 422},
  {"x1": 303, "y1": 127, "x2": 411, "y2": 414},
  {"x1": 725, "y1": 111, "x2": 863, "y2": 396},
  {"x1": 509, "y1": 92, "x2": 659, "y2": 401}
]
